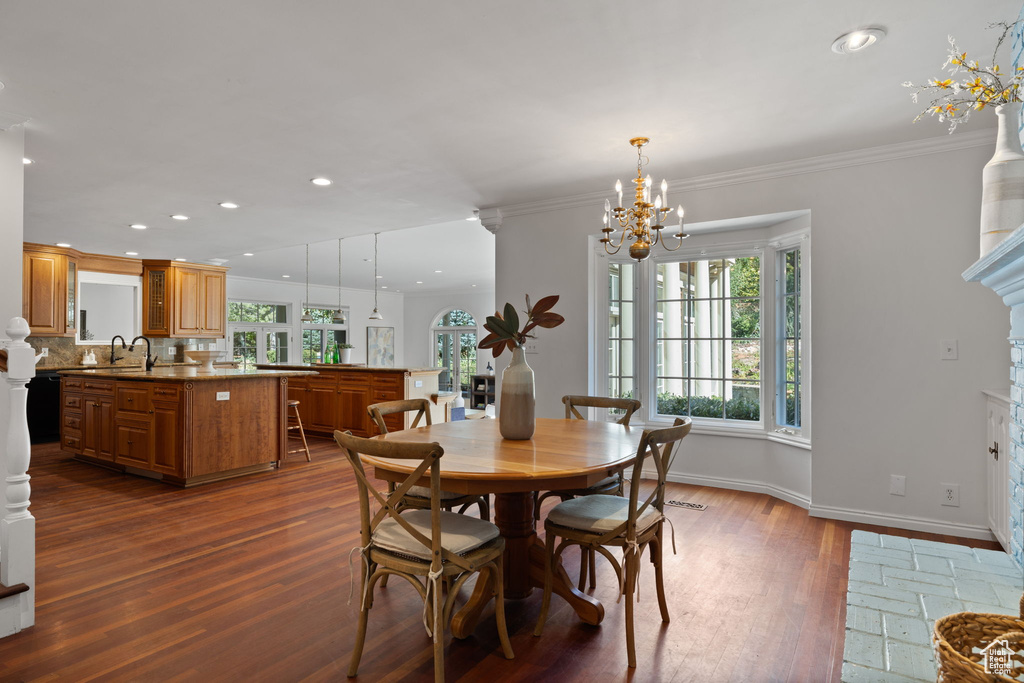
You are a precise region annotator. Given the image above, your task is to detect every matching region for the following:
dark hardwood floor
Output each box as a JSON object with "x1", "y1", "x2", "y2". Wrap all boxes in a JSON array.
[{"x1": 0, "y1": 439, "x2": 1000, "y2": 682}]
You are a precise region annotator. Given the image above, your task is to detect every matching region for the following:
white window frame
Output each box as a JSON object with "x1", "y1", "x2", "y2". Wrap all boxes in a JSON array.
[
  {"x1": 590, "y1": 229, "x2": 810, "y2": 445},
  {"x1": 227, "y1": 299, "x2": 293, "y2": 367},
  {"x1": 301, "y1": 303, "x2": 350, "y2": 363}
]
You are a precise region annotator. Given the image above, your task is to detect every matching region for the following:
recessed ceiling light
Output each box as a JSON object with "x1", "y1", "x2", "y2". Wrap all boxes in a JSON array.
[
  {"x1": 130, "y1": 223, "x2": 147, "y2": 230},
  {"x1": 434, "y1": 270, "x2": 442, "y2": 273},
  {"x1": 415, "y1": 281, "x2": 423, "y2": 284},
  {"x1": 170, "y1": 214, "x2": 189, "y2": 220},
  {"x1": 381, "y1": 285, "x2": 388, "y2": 289},
  {"x1": 310, "y1": 177, "x2": 332, "y2": 186},
  {"x1": 471, "y1": 284, "x2": 477, "y2": 287},
  {"x1": 22, "y1": 157, "x2": 32, "y2": 165},
  {"x1": 219, "y1": 202, "x2": 239, "y2": 209},
  {"x1": 831, "y1": 27, "x2": 886, "y2": 55},
  {"x1": 125, "y1": 251, "x2": 139, "y2": 256},
  {"x1": 174, "y1": 258, "x2": 187, "y2": 262},
  {"x1": 55, "y1": 242, "x2": 71, "y2": 248},
  {"x1": 243, "y1": 252, "x2": 254, "y2": 256},
  {"x1": 376, "y1": 275, "x2": 383, "y2": 279},
  {"x1": 282, "y1": 274, "x2": 291, "y2": 278}
]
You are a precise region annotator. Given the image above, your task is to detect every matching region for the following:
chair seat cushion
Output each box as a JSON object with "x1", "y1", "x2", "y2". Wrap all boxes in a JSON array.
[
  {"x1": 407, "y1": 485, "x2": 463, "y2": 500},
  {"x1": 374, "y1": 509, "x2": 499, "y2": 560},
  {"x1": 547, "y1": 494, "x2": 661, "y2": 534}
]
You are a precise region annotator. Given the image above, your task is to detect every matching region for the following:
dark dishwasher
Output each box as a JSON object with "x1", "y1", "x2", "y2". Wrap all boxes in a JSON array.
[{"x1": 27, "y1": 370, "x2": 61, "y2": 444}]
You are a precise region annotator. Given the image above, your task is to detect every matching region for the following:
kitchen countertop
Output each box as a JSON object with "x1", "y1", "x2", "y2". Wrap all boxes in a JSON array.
[
  {"x1": 40, "y1": 361, "x2": 238, "y2": 371},
  {"x1": 255, "y1": 363, "x2": 441, "y2": 373},
  {"x1": 59, "y1": 367, "x2": 318, "y2": 382}
]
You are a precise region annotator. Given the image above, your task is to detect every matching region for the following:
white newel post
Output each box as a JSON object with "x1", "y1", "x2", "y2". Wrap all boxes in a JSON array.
[{"x1": 0, "y1": 316, "x2": 36, "y2": 632}]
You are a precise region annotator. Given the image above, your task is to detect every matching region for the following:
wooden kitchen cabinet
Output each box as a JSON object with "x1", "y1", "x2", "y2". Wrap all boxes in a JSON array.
[
  {"x1": 23, "y1": 247, "x2": 77, "y2": 337},
  {"x1": 143, "y1": 263, "x2": 227, "y2": 338},
  {"x1": 61, "y1": 370, "x2": 297, "y2": 486},
  {"x1": 337, "y1": 374, "x2": 372, "y2": 437}
]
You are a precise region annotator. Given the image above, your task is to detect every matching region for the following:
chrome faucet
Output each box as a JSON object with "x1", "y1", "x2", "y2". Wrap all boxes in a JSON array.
[
  {"x1": 110, "y1": 335, "x2": 127, "y2": 364},
  {"x1": 130, "y1": 335, "x2": 156, "y2": 371}
]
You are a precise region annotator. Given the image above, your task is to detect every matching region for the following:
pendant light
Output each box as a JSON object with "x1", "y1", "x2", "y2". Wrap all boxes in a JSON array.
[
  {"x1": 300, "y1": 243, "x2": 313, "y2": 322},
  {"x1": 369, "y1": 232, "x2": 383, "y2": 320},
  {"x1": 333, "y1": 238, "x2": 346, "y2": 324}
]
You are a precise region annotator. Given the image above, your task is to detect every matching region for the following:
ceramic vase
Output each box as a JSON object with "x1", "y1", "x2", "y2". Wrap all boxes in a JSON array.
[
  {"x1": 499, "y1": 346, "x2": 535, "y2": 440},
  {"x1": 340, "y1": 347, "x2": 352, "y2": 364},
  {"x1": 980, "y1": 101, "x2": 1024, "y2": 256}
]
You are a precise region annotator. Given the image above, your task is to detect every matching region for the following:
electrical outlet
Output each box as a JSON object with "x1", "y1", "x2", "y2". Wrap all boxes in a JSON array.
[
  {"x1": 889, "y1": 474, "x2": 906, "y2": 496},
  {"x1": 167, "y1": 348, "x2": 175, "y2": 358},
  {"x1": 40, "y1": 347, "x2": 48, "y2": 357},
  {"x1": 941, "y1": 483, "x2": 960, "y2": 507},
  {"x1": 524, "y1": 342, "x2": 539, "y2": 354},
  {"x1": 216, "y1": 391, "x2": 230, "y2": 401}
]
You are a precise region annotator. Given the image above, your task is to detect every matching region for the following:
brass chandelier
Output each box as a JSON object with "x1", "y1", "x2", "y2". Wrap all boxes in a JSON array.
[{"x1": 600, "y1": 137, "x2": 687, "y2": 261}]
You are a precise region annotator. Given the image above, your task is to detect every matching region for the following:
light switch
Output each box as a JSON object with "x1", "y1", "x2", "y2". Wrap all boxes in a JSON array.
[
  {"x1": 414, "y1": 380, "x2": 423, "y2": 387},
  {"x1": 216, "y1": 391, "x2": 230, "y2": 401},
  {"x1": 939, "y1": 339, "x2": 958, "y2": 360}
]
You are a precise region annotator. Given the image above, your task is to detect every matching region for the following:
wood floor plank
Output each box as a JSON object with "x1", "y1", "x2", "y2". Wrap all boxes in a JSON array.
[{"x1": 0, "y1": 439, "x2": 1001, "y2": 682}]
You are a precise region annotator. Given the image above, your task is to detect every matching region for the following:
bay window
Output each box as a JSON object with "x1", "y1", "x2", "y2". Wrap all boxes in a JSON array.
[{"x1": 597, "y1": 230, "x2": 809, "y2": 440}]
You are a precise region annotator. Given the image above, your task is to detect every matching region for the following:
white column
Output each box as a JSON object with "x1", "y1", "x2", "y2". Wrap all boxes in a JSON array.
[
  {"x1": 695, "y1": 261, "x2": 713, "y2": 396},
  {"x1": 664, "y1": 265, "x2": 683, "y2": 397},
  {"x1": 1, "y1": 316, "x2": 36, "y2": 632}
]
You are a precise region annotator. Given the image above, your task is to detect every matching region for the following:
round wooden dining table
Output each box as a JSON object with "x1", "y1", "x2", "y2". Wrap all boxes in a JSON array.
[{"x1": 367, "y1": 417, "x2": 642, "y2": 638}]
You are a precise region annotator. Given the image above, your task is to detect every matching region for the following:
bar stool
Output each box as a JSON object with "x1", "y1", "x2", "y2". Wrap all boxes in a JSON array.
[{"x1": 286, "y1": 399, "x2": 311, "y2": 463}]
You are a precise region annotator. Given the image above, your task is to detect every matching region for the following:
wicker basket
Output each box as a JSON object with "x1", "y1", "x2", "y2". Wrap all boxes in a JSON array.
[{"x1": 933, "y1": 595, "x2": 1024, "y2": 682}]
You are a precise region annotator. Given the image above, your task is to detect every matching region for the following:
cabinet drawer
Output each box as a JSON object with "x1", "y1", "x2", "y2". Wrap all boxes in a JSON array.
[
  {"x1": 63, "y1": 413, "x2": 82, "y2": 430},
  {"x1": 372, "y1": 389, "x2": 401, "y2": 403},
  {"x1": 81, "y1": 380, "x2": 114, "y2": 394},
  {"x1": 63, "y1": 394, "x2": 82, "y2": 410},
  {"x1": 62, "y1": 433, "x2": 81, "y2": 451},
  {"x1": 116, "y1": 386, "x2": 151, "y2": 414},
  {"x1": 63, "y1": 377, "x2": 83, "y2": 390},
  {"x1": 152, "y1": 384, "x2": 180, "y2": 401},
  {"x1": 335, "y1": 372, "x2": 370, "y2": 385},
  {"x1": 372, "y1": 374, "x2": 403, "y2": 389}
]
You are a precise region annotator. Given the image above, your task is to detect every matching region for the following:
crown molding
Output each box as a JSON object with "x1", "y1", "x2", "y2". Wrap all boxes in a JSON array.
[
  {"x1": 0, "y1": 110, "x2": 30, "y2": 131},
  {"x1": 491, "y1": 130, "x2": 994, "y2": 219}
]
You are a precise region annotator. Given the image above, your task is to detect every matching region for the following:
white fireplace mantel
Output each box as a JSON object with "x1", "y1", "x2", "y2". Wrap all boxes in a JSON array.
[{"x1": 964, "y1": 223, "x2": 1024, "y2": 336}]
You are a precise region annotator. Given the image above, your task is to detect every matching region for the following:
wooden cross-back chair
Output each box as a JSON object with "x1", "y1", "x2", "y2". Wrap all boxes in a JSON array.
[
  {"x1": 534, "y1": 394, "x2": 642, "y2": 589},
  {"x1": 334, "y1": 430, "x2": 513, "y2": 682},
  {"x1": 367, "y1": 398, "x2": 490, "y2": 521},
  {"x1": 533, "y1": 417, "x2": 692, "y2": 669}
]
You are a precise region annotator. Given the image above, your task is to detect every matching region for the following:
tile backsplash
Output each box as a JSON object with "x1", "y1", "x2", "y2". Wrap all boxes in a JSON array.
[{"x1": 27, "y1": 335, "x2": 227, "y2": 368}]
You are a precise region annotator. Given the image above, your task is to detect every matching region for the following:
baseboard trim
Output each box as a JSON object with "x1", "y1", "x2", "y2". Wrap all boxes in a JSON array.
[
  {"x1": 808, "y1": 504, "x2": 996, "y2": 542},
  {"x1": 653, "y1": 470, "x2": 811, "y2": 510},
  {"x1": 652, "y1": 471, "x2": 997, "y2": 543}
]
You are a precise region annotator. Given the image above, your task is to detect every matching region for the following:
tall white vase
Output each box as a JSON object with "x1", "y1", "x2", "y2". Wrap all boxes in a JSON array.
[
  {"x1": 499, "y1": 346, "x2": 535, "y2": 440},
  {"x1": 981, "y1": 101, "x2": 1024, "y2": 256}
]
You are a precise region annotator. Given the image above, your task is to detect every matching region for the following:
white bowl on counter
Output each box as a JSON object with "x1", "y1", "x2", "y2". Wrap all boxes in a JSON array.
[{"x1": 184, "y1": 349, "x2": 223, "y2": 373}]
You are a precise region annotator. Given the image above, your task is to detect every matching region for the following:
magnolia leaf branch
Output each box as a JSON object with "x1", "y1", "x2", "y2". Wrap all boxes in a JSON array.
[{"x1": 478, "y1": 294, "x2": 565, "y2": 358}]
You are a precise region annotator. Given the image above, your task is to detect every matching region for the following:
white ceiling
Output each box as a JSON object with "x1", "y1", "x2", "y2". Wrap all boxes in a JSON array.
[{"x1": 0, "y1": 1, "x2": 1018, "y2": 291}]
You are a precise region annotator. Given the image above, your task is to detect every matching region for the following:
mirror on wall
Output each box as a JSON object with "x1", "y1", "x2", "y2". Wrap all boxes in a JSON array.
[{"x1": 76, "y1": 272, "x2": 142, "y2": 344}]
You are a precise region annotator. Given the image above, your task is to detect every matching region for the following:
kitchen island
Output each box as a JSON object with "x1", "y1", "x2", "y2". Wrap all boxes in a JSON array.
[
  {"x1": 60, "y1": 366, "x2": 317, "y2": 486},
  {"x1": 254, "y1": 364, "x2": 443, "y2": 436}
]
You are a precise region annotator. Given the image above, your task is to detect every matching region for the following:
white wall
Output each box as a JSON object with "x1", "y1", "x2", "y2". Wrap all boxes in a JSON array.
[
  {"x1": 0, "y1": 125, "x2": 25, "y2": 484},
  {"x1": 494, "y1": 141, "x2": 1009, "y2": 538},
  {"x1": 225, "y1": 276, "x2": 405, "y2": 366},
  {"x1": 402, "y1": 289, "x2": 496, "y2": 369}
]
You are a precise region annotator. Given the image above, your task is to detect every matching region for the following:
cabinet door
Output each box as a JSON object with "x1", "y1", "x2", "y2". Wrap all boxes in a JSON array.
[
  {"x1": 82, "y1": 396, "x2": 115, "y2": 461},
  {"x1": 337, "y1": 384, "x2": 371, "y2": 437},
  {"x1": 143, "y1": 266, "x2": 171, "y2": 336},
  {"x1": 200, "y1": 270, "x2": 226, "y2": 336},
  {"x1": 987, "y1": 400, "x2": 1011, "y2": 551},
  {"x1": 115, "y1": 420, "x2": 152, "y2": 468},
  {"x1": 174, "y1": 267, "x2": 202, "y2": 335},
  {"x1": 306, "y1": 380, "x2": 338, "y2": 432},
  {"x1": 23, "y1": 251, "x2": 67, "y2": 335},
  {"x1": 151, "y1": 401, "x2": 181, "y2": 475}
]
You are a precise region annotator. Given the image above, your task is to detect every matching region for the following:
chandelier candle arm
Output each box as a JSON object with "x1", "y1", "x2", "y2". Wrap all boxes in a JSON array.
[{"x1": 599, "y1": 137, "x2": 688, "y2": 262}]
